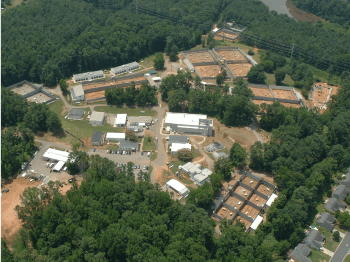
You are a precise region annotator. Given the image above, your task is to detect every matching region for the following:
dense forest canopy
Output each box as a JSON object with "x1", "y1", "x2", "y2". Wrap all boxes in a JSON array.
[
  {"x1": 1, "y1": 0, "x2": 221, "y2": 87},
  {"x1": 291, "y1": 0, "x2": 350, "y2": 27}
]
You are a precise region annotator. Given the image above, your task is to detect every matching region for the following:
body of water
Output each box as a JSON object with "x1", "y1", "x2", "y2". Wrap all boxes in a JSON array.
[{"x1": 259, "y1": 0, "x2": 293, "y2": 18}]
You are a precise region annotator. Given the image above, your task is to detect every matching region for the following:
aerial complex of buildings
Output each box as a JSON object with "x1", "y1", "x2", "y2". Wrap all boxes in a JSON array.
[
  {"x1": 111, "y1": 61, "x2": 140, "y2": 75},
  {"x1": 213, "y1": 172, "x2": 277, "y2": 233},
  {"x1": 6, "y1": 80, "x2": 57, "y2": 104}
]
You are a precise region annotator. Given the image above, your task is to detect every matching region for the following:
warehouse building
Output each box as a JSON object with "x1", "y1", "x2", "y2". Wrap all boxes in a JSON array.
[
  {"x1": 91, "y1": 131, "x2": 104, "y2": 146},
  {"x1": 128, "y1": 116, "x2": 152, "y2": 126},
  {"x1": 164, "y1": 112, "x2": 213, "y2": 136},
  {"x1": 89, "y1": 112, "x2": 105, "y2": 126},
  {"x1": 165, "y1": 179, "x2": 190, "y2": 199},
  {"x1": 70, "y1": 84, "x2": 85, "y2": 101},
  {"x1": 111, "y1": 62, "x2": 140, "y2": 75},
  {"x1": 119, "y1": 140, "x2": 140, "y2": 151},
  {"x1": 115, "y1": 114, "x2": 127, "y2": 127},
  {"x1": 170, "y1": 143, "x2": 191, "y2": 154},
  {"x1": 74, "y1": 70, "x2": 104, "y2": 82},
  {"x1": 106, "y1": 132, "x2": 125, "y2": 142},
  {"x1": 67, "y1": 109, "x2": 85, "y2": 120},
  {"x1": 43, "y1": 148, "x2": 70, "y2": 163}
]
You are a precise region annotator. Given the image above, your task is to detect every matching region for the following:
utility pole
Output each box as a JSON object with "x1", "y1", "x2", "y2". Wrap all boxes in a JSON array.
[{"x1": 290, "y1": 42, "x2": 295, "y2": 59}]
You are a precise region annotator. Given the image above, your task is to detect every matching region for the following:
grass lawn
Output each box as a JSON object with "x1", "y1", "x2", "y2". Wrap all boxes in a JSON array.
[
  {"x1": 94, "y1": 106, "x2": 158, "y2": 116},
  {"x1": 344, "y1": 254, "x2": 350, "y2": 262},
  {"x1": 308, "y1": 249, "x2": 330, "y2": 262},
  {"x1": 169, "y1": 161, "x2": 185, "y2": 174},
  {"x1": 323, "y1": 230, "x2": 341, "y2": 252},
  {"x1": 107, "y1": 145, "x2": 119, "y2": 150},
  {"x1": 151, "y1": 152, "x2": 157, "y2": 161},
  {"x1": 148, "y1": 166, "x2": 153, "y2": 177},
  {"x1": 273, "y1": 259, "x2": 285, "y2": 262},
  {"x1": 207, "y1": 152, "x2": 215, "y2": 161},
  {"x1": 143, "y1": 136, "x2": 156, "y2": 151},
  {"x1": 48, "y1": 98, "x2": 123, "y2": 145},
  {"x1": 192, "y1": 146, "x2": 202, "y2": 158},
  {"x1": 139, "y1": 54, "x2": 156, "y2": 68}
]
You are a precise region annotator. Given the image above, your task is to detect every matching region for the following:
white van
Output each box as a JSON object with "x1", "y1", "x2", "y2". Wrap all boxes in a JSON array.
[{"x1": 147, "y1": 152, "x2": 151, "y2": 157}]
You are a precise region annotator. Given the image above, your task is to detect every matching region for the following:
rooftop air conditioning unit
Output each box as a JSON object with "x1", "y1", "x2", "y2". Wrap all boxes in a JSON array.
[{"x1": 238, "y1": 202, "x2": 241, "y2": 205}]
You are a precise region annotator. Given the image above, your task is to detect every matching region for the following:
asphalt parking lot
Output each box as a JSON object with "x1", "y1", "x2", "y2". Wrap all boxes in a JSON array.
[{"x1": 88, "y1": 148, "x2": 152, "y2": 176}]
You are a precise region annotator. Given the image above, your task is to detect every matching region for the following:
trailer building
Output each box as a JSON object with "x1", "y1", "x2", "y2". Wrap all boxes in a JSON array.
[
  {"x1": 106, "y1": 132, "x2": 125, "y2": 142},
  {"x1": 74, "y1": 70, "x2": 104, "y2": 82},
  {"x1": 67, "y1": 109, "x2": 85, "y2": 120},
  {"x1": 164, "y1": 112, "x2": 213, "y2": 136},
  {"x1": 165, "y1": 179, "x2": 190, "y2": 198},
  {"x1": 119, "y1": 140, "x2": 140, "y2": 151},
  {"x1": 91, "y1": 131, "x2": 104, "y2": 146},
  {"x1": 111, "y1": 62, "x2": 140, "y2": 75}
]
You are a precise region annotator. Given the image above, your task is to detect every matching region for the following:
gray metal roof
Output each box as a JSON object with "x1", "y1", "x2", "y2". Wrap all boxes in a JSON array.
[
  {"x1": 68, "y1": 109, "x2": 84, "y2": 118},
  {"x1": 324, "y1": 198, "x2": 346, "y2": 213},
  {"x1": 316, "y1": 212, "x2": 336, "y2": 231},
  {"x1": 111, "y1": 61, "x2": 139, "y2": 73},
  {"x1": 290, "y1": 244, "x2": 311, "y2": 262},
  {"x1": 333, "y1": 185, "x2": 350, "y2": 200},
  {"x1": 341, "y1": 173, "x2": 350, "y2": 186},
  {"x1": 91, "y1": 131, "x2": 103, "y2": 143},
  {"x1": 169, "y1": 135, "x2": 188, "y2": 145},
  {"x1": 206, "y1": 142, "x2": 224, "y2": 152},
  {"x1": 304, "y1": 229, "x2": 324, "y2": 250},
  {"x1": 74, "y1": 70, "x2": 104, "y2": 79},
  {"x1": 119, "y1": 140, "x2": 139, "y2": 150}
]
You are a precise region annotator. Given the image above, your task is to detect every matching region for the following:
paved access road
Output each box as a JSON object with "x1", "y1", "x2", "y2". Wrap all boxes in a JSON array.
[{"x1": 330, "y1": 230, "x2": 350, "y2": 262}]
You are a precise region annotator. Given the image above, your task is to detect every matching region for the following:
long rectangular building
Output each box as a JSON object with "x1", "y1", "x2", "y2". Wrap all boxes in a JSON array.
[
  {"x1": 164, "y1": 112, "x2": 213, "y2": 136},
  {"x1": 74, "y1": 70, "x2": 104, "y2": 82},
  {"x1": 111, "y1": 62, "x2": 140, "y2": 75},
  {"x1": 43, "y1": 148, "x2": 70, "y2": 163}
]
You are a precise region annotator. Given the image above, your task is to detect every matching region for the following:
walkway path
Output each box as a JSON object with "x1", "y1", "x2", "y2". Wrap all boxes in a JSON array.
[
  {"x1": 251, "y1": 119, "x2": 263, "y2": 144},
  {"x1": 191, "y1": 138, "x2": 214, "y2": 170}
]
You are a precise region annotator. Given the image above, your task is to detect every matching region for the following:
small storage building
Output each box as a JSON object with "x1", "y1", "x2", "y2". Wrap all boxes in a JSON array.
[
  {"x1": 170, "y1": 143, "x2": 191, "y2": 154},
  {"x1": 106, "y1": 132, "x2": 125, "y2": 142},
  {"x1": 68, "y1": 109, "x2": 85, "y2": 120},
  {"x1": 89, "y1": 112, "x2": 105, "y2": 126},
  {"x1": 115, "y1": 114, "x2": 127, "y2": 127},
  {"x1": 91, "y1": 131, "x2": 104, "y2": 146},
  {"x1": 70, "y1": 84, "x2": 85, "y2": 101}
]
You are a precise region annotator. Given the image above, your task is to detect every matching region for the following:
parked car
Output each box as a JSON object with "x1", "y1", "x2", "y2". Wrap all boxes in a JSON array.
[
  {"x1": 106, "y1": 150, "x2": 109, "y2": 154},
  {"x1": 146, "y1": 166, "x2": 149, "y2": 170},
  {"x1": 129, "y1": 151, "x2": 131, "y2": 155},
  {"x1": 138, "y1": 165, "x2": 140, "y2": 169},
  {"x1": 93, "y1": 148, "x2": 96, "y2": 152},
  {"x1": 141, "y1": 152, "x2": 144, "y2": 155},
  {"x1": 143, "y1": 166, "x2": 146, "y2": 170}
]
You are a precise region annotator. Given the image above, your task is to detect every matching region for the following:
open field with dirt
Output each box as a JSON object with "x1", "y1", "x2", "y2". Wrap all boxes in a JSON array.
[
  {"x1": 241, "y1": 204, "x2": 260, "y2": 219},
  {"x1": 250, "y1": 193, "x2": 267, "y2": 207},
  {"x1": 214, "y1": 32, "x2": 238, "y2": 41},
  {"x1": 115, "y1": 76, "x2": 146, "y2": 85},
  {"x1": 272, "y1": 89, "x2": 298, "y2": 100},
  {"x1": 228, "y1": 63, "x2": 252, "y2": 77},
  {"x1": 85, "y1": 90, "x2": 106, "y2": 100},
  {"x1": 257, "y1": 184, "x2": 273, "y2": 197},
  {"x1": 216, "y1": 206, "x2": 235, "y2": 220},
  {"x1": 241, "y1": 177, "x2": 259, "y2": 189},
  {"x1": 195, "y1": 65, "x2": 222, "y2": 78},
  {"x1": 186, "y1": 51, "x2": 216, "y2": 64},
  {"x1": 11, "y1": 83, "x2": 36, "y2": 95},
  {"x1": 204, "y1": 118, "x2": 259, "y2": 151},
  {"x1": 216, "y1": 50, "x2": 247, "y2": 61},
  {"x1": 279, "y1": 102, "x2": 301, "y2": 108},
  {"x1": 310, "y1": 82, "x2": 340, "y2": 111},
  {"x1": 249, "y1": 87, "x2": 274, "y2": 98},
  {"x1": 235, "y1": 185, "x2": 252, "y2": 199},
  {"x1": 254, "y1": 100, "x2": 274, "y2": 110},
  {"x1": 226, "y1": 195, "x2": 242, "y2": 209}
]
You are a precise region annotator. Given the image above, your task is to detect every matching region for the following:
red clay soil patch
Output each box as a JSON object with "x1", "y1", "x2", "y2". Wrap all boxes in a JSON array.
[
  {"x1": 279, "y1": 102, "x2": 301, "y2": 109},
  {"x1": 195, "y1": 65, "x2": 222, "y2": 78},
  {"x1": 85, "y1": 90, "x2": 106, "y2": 100},
  {"x1": 249, "y1": 87, "x2": 274, "y2": 98},
  {"x1": 83, "y1": 81, "x2": 115, "y2": 91},
  {"x1": 216, "y1": 50, "x2": 247, "y2": 61},
  {"x1": 1, "y1": 177, "x2": 41, "y2": 244},
  {"x1": 241, "y1": 204, "x2": 260, "y2": 220},
  {"x1": 272, "y1": 89, "x2": 297, "y2": 100},
  {"x1": 186, "y1": 51, "x2": 216, "y2": 64},
  {"x1": 228, "y1": 63, "x2": 252, "y2": 77}
]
